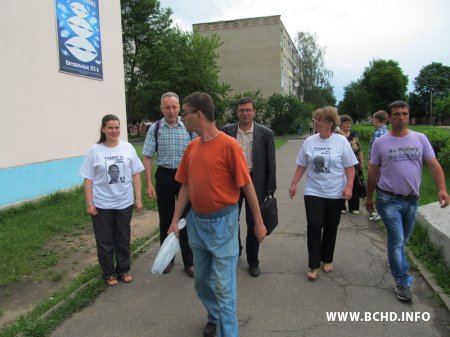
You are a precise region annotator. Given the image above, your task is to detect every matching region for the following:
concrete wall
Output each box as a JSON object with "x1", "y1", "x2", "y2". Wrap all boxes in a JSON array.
[
  {"x1": 280, "y1": 22, "x2": 298, "y2": 96},
  {"x1": 417, "y1": 203, "x2": 450, "y2": 268},
  {"x1": 194, "y1": 16, "x2": 299, "y2": 98},
  {"x1": 0, "y1": 0, "x2": 127, "y2": 206}
]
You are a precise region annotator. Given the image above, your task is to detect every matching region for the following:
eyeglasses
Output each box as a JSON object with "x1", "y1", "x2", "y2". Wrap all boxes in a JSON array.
[
  {"x1": 314, "y1": 116, "x2": 328, "y2": 123},
  {"x1": 237, "y1": 108, "x2": 254, "y2": 114},
  {"x1": 181, "y1": 109, "x2": 197, "y2": 117}
]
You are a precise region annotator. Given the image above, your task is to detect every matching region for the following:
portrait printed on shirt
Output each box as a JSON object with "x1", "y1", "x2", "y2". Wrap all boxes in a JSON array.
[
  {"x1": 105, "y1": 156, "x2": 125, "y2": 184},
  {"x1": 313, "y1": 147, "x2": 331, "y2": 173}
]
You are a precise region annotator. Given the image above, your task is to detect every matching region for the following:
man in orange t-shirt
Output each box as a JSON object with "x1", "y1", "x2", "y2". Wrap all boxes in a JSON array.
[{"x1": 168, "y1": 92, "x2": 266, "y2": 337}]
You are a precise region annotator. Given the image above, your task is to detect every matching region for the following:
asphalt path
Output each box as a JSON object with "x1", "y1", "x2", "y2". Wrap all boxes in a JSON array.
[{"x1": 52, "y1": 138, "x2": 449, "y2": 337}]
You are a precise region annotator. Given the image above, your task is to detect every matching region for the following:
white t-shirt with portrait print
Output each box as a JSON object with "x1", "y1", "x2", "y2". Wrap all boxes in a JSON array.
[
  {"x1": 79, "y1": 141, "x2": 144, "y2": 209},
  {"x1": 295, "y1": 133, "x2": 358, "y2": 199}
]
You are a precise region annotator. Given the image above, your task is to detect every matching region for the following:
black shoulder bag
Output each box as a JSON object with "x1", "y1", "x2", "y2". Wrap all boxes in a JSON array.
[{"x1": 260, "y1": 194, "x2": 278, "y2": 235}]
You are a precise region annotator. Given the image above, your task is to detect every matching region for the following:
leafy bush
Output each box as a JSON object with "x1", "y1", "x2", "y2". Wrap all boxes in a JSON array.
[
  {"x1": 422, "y1": 128, "x2": 449, "y2": 153},
  {"x1": 352, "y1": 124, "x2": 450, "y2": 169},
  {"x1": 351, "y1": 124, "x2": 373, "y2": 140},
  {"x1": 437, "y1": 142, "x2": 450, "y2": 168}
]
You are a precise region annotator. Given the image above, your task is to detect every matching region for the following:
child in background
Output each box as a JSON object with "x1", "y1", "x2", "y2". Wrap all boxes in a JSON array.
[{"x1": 368, "y1": 110, "x2": 388, "y2": 161}]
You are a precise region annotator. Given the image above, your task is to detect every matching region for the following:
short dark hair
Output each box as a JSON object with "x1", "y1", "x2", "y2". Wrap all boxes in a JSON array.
[
  {"x1": 339, "y1": 114, "x2": 353, "y2": 124},
  {"x1": 98, "y1": 114, "x2": 120, "y2": 144},
  {"x1": 108, "y1": 164, "x2": 119, "y2": 172},
  {"x1": 183, "y1": 92, "x2": 215, "y2": 122},
  {"x1": 388, "y1": 100, "x2": 410, "y2": 115},
  {"x1": 237, "y1": 96, "x2": 256, "y2": 110}
]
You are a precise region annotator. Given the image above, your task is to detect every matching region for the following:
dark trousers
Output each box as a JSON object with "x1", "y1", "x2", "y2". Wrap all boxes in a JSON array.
[
  {"x1": 92, "y1": 205, "x2": 133, "y2": 279},
  {"x1": 341, "y1": 166, "x2": 360, "y2": 212},
  {"x1": 304, "y1": 196, "x2": 342, "y2": 269},
  {"x1": 238, "y1": 189, "x2": 260, "y2": 268},
  {"x1": 155, "y1": 166, "x2": 193, "y2": 267}
]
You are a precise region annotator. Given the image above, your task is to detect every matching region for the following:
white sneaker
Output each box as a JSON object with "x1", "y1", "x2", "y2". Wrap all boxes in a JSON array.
[
  {"x1": 351, "y1": 210, "x2": 360, "y2": 215},
  {"x1": 341, "y1": 210, "x2": 347, "y2": 214}
]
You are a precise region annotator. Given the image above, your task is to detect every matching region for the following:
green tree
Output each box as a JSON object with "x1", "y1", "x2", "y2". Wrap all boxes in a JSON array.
[
  {"x1": 338, "y1": 81, "x2": 370, "y2": 121},
  {"x1": 413, "y1": 62, "x2": 450, "y2": 123},
  {"x1": 121, "y1": 0, "x2": 172, "y2": 123},
  {"x1": 414, "y1": 62, "x2": 450, "y2": 102},
  {"x1": 408, "y1": 92, "x2": 427, "y2": 120},
  {"x1": 360, "y1": 59, "x2": 408, "y2": 112},
  {"x1": 307, "y1": 84, "x2": 336, "y2": 108},
  {"x1": 434, "y1": 93, "x2": 450, "y2": 119},
  {"x1": 287, "y1": 96, "x2": 315, "y2": 133},
  {"x1": 121, "y1": 0, "x2": 229, "y2": 124},
  {"x1": 137, "y1": 30, "x2": 230, "y2": 121},
  {"x1": 295, "y1": 32, "x2": 335, "y2": 106},
  {"x1": 265, "y1": 94, "x2": 305, "y2": 135},
  {"x1": 174, "y1": 32, "x2": 230, "y2": 117}
]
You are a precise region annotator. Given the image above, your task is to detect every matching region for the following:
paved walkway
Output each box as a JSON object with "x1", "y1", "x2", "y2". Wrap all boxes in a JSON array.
[{"x1": 52, "y1": 139, "x2": 449, "y2": 337}]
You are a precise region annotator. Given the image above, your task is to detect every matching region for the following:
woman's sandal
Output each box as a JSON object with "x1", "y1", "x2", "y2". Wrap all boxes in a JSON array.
[
  {"x1": 106, "y1": 275, "x2": 118, "y2": 286},
  {"x1": 120, "y1": 273, "x2": 133, "y2": 283},
  {"x1": 307, "y1": 268, "x2": 319, "y2": 280},
  {"x1": 323, "y1": 263, "x2": 334, "y2": 273}
]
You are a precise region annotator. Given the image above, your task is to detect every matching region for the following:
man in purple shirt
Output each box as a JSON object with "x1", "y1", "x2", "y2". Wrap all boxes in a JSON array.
[{"x1": 366, "y1": 100, "x2": 449, "y2": 302}]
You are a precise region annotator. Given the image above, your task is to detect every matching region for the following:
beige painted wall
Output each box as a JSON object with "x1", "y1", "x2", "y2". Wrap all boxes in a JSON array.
[
  {"x1": 210, "y1": 24, "x2": 281, "y2": 96},
  {"x1": 194, "y1": 16, "x2": 299, "y2": 98},
  {"x1": 0, "y1": 0, "x2": 126, "y2": 168}
]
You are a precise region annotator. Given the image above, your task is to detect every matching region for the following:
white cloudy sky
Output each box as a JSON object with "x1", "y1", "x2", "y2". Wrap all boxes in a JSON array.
[{"x1": 159, "y1": 0, "x2": 450, "y2": 102}]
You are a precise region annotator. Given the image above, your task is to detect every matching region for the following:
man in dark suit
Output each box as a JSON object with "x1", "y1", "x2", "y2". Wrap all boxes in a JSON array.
[{"x1": 222, "y1": 96, "x2": 276, "y2": 277}]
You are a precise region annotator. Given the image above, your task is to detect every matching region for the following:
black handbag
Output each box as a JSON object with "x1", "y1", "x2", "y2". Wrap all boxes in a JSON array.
[
  {"x1": 260, "y1": 194, "x2": 278, "y2": 235},
  {"x1": 358, "y1": 170, "x2": 367, "y2": 199}
]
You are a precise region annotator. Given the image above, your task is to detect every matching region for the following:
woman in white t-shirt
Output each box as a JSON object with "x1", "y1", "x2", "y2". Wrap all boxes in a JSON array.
[
  {"x1": 80, "y1": 114, "x2": 144, "y2": 286},
  {"x1": 289, "y1": 107, "x2": 358, "y2": 280}
]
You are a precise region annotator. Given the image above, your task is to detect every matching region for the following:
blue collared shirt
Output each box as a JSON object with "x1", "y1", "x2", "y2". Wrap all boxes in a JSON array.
[
  {"x1": 368, "y1": 125, "x2": 388, "y2": 160},
  {"x1": 142, "y1": 117, "x2": 194, "y2": 169}
]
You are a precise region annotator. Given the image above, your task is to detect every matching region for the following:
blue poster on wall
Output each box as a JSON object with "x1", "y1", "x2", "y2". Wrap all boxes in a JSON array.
[{"x1": 55, "y1": 0, "x2": 103, "y2": 80}]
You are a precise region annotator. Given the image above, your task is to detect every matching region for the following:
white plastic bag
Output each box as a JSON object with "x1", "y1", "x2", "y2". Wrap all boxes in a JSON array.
[{"x1": 151, "y1": 219, "x2": 186, "y2": 274}]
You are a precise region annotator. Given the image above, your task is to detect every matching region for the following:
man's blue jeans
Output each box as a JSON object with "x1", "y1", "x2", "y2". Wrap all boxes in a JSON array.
[
  {"x1": 187, "y1": 204, "x2": 239, "y2": 337},
  {"x1": 376, "y1": 190, "x2": 418, "y2": 288}
]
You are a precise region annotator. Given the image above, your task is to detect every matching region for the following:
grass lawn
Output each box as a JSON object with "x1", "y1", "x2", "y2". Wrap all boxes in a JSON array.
[
  {"x1": 0, "y1": 133, "x2": 448, "y2": 336},
  {"x1": 0, "y1": 188, "x2": 90, "y2": 286},
  {"x1": 0, "y1": 137, "x2": 286, "y2": 288},
  {"x1": 0, "y1": 144, "x2": 157, "y2": 288},
  {"x1": 357, "y1": 127, "x2": 450, "y2": 205}
]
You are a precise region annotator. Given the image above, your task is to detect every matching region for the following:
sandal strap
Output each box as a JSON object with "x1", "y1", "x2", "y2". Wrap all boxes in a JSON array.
[
  {"x1": 120, "y1": 273, "x2": 133, "y2": 282},
  {"x1": 106, "y1": 276, "x2": 118, "y2": 286}
]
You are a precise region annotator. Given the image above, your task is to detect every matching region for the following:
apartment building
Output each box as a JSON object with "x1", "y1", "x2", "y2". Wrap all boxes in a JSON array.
[{"x1": 193, "y1": 15, "x2": 300, "y2": 98}]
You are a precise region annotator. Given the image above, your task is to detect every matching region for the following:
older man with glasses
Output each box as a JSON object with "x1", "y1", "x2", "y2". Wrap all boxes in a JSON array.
[{"x1": 169, "y1": 92, "x2": 267, "y2": 337}]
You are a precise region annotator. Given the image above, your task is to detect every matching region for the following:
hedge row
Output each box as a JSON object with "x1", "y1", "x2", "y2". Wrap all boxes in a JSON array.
[{"x1": 352, "y1": 124, "x2": 450, "y2": 169}]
